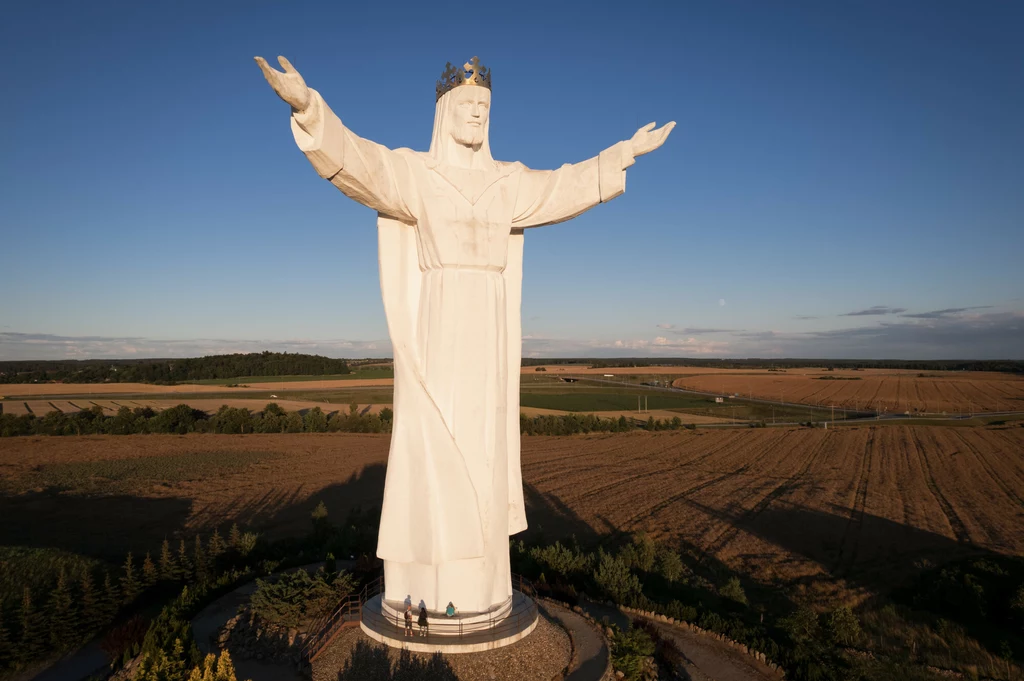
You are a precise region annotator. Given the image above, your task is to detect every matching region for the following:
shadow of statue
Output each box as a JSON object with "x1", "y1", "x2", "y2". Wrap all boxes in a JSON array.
[
  {"x1": 335, "y1": 639, "x2": 459, "y2": 681},
  {"x1": 520, "y1": 481, "x2": 602, "y2": 547},
  {"x1": 683, "y1": 497, "x2": 989, "y2": 596}
]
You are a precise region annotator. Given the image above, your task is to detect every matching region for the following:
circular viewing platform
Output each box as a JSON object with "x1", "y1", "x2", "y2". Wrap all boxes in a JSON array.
[{"x1": 360, "y1": 589, "x2": 539, "y2": 653}]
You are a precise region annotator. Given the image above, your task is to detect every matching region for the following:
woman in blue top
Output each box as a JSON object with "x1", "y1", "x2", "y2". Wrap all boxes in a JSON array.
[{"x1": 445, "y1": 602, "x2": 456, "y2": 617}]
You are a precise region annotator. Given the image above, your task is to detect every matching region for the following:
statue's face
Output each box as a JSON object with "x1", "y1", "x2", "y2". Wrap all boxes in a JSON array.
[{"x1": 450, "y1": 86, "x2": 490, "y2": 147}]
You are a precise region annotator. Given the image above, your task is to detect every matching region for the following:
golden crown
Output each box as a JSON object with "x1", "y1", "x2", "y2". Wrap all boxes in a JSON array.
[{"x1": 436, "y1": 56, "x2": 491, "y2": 101}]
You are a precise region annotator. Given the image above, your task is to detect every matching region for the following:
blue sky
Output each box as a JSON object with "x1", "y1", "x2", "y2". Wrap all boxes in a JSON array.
[{"x1": 1, "y1": 0, "x2": 1021, "y2": 360}]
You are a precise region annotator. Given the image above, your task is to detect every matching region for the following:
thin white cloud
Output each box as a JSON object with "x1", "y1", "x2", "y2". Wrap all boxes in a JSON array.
[
  {"x1": 0, "y1": 332, "x2": 393, "y2": 361},
  {"x1": 2, "y1": 308, "x2": 1021, "y2": 360}
]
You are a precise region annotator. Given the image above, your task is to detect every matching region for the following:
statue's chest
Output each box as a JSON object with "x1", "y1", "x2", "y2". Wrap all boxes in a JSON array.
[{"x1": 419, "y1": 170, "x2": 518, "y2": 265}]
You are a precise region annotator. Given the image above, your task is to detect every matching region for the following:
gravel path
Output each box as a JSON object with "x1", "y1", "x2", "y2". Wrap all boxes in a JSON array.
[
  {"x1": 538, "y1": 603, "x2": 609, "y2": 681},
  {"x1": 649, "y1": 622, "x2": 781, "y2": 681},
  {"x1": 578, "y1": 598, "x2": 779, "y2": 681},
  {"x1": 313, "y1": 611, "x2": 571, "y2": 681}
]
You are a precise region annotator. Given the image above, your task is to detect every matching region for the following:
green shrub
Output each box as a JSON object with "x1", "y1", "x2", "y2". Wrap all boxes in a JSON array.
[
  {"x1": 594, "y1": 549, "x2": 642, "y2": 605},
  {"x1": 654, "y1": 548, "x2": 684, "y2": 583},
  {"x1": 610, "y1": 626, "x2": 656, "y2": 681},
  {"x1": 720, "y1": 576, "x2": 748, "y2": 605},
  {"x1": 826, "y1": 605, "x2": 861, "y2": 646}
]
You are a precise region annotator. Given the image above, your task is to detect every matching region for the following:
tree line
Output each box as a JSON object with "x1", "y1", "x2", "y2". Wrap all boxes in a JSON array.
[
  {"x1": 0, "y1": 403, "x2": 393, "y2": 437},
  {"x1": 0, "y1": 351, "x2": 352, "y2": 385},
  {"x1": 520, "y1": 413, "x2": 699, "y2": 436},
  {"x1": 0, "y1": 404, "x2": 706, "y2": 438},
  {"x1": 524, "y1": 357, "x2": 1024, "y2": 374},
  {"x1": 0, "y1": 524, "x2": 258, "y2": 675}
]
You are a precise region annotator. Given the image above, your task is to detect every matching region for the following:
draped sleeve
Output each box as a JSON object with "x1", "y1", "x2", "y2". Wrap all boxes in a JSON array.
[
  {"x1": 291, "y1": 89, "x2": 418, "y2": 223},
  {"x1": 511, "y1": 141, "x2": 635, "y2": 228}
]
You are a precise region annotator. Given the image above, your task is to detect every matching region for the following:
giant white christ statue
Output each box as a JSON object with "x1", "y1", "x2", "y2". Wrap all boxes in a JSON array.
[{"x1": 256, "y1": 55, "x2": 673, "y2": 616}]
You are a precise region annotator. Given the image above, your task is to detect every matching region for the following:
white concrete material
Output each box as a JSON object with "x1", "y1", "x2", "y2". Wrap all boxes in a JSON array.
[
  {"x1": 256, "y1": 54, "x2": 674, "y2": 616},
  {"x1": 359, "y1": 593, "x2": 539, "y2": 653}
]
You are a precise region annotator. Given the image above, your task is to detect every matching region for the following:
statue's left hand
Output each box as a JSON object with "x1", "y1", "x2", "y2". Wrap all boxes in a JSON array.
[
  {"x1": 630, "y1": 121, "x2": 676, "y2": 157},
  {"x1": 254, "y1": 55, "x2": 312, "y2": 112}
]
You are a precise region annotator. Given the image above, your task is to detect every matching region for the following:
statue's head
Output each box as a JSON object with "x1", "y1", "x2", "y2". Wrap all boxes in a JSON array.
[
  {"x1": 449, "y1": 85, "x2": 490, "y2": 148},
  {"x1": 430, "y1": 57, "x2": 494, "y2": 168}
]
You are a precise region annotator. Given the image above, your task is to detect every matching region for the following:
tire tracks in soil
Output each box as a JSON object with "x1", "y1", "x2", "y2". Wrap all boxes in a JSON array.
[
  {"x1": 834, "y1": 431, "x2": 873, "y2": 578},
  {"x1": 692, "y1": 430, "x2": 802, "y2": 551},
  {"x1": 615, "y1": 433, "x2": 772, "y2": 528},
  {"x1": 606, "y1": 432, "x2": 770, "y2": 528},
  {"x1": 909, "y1": 428, "x2": 970, "y2": 542},
  {"x1": 704, "y1": 430, "x2": 831, "y2": 555},
  {"x1": 566, "y1": 438, "x2": 713, "y2": 502},
  {"x1": 950, "y1": 429, "x2": 1024, "y2": 510}
]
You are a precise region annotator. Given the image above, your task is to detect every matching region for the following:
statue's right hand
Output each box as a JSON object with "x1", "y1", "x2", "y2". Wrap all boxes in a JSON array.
[{"x1": 255, "y1": 55, "x2": 312, "y2": 112}]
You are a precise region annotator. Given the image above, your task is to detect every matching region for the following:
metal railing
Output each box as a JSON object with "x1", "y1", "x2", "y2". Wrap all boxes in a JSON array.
[
  {"x1": 301, "y1": 574, "x2": 384, "y2": 665},
  {"x1": 300, "y1": 573, "x2": 535, "y2": 666}
]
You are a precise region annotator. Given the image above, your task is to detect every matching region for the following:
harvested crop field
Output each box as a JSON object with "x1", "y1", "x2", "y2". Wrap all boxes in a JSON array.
[
  {"x1": 0, "y1": 378, "x2": 394, "y2": 397},
  {"x1": 519, "y1": 406, "x2": 732, "y2": 424},
  {"x1": 2, "y1": 426, "x2": 1022, "y2": 603},
  {"x1": 672, "y1": 370, "x2": 1024, "y2": 414}
]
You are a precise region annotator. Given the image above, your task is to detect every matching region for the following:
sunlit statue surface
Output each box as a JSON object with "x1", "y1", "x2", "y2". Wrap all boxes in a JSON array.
[{"x1": 256, "y1": 55, "x2": 673, "y2": 616}]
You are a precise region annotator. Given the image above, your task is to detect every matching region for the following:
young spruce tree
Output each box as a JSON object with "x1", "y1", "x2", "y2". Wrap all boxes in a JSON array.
[
  {"x1": 177, "y1": 539, "x2": 193, "y2": 582},
  {"x1": 141, "y1": 552, "x2": 158, "y2": 589},
  {"x1": 100, "y1": 571, "x2": 120, "y2": 624},
  {"x1": 208, "y1": 528, "x2": 226, "y2": 565},
  {"x1": 78, "y1": 570, "x2": 101, "y2": 634},
  {"x1": 194, "y1": 535, "x2": 208, "y2": 584},
  {"x1": 121, "y1": 552, "x2": 140, "y2": 604},
  {"x1": 159, "y1": 538, "x2": 176, "y2": 582},
  {"x1": 46, "y1": 569, "x2": 77, "y2": 651},
  {"x1": 228, "y1": 523, "x2": 241, "y2": 551},
  {"x1": 18, "y1": 586, "x2": 45, "y2": 662}
]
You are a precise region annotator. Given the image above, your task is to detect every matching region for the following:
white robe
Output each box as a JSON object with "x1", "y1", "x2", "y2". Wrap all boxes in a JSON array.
[{"x1": 291, "y1": 88, "x2": 634, "y2": 612}]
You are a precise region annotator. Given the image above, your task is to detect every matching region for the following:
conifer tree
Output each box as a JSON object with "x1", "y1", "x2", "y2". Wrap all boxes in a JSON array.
[
  {"x1": 100, "y1": 571, "x2": 120, "y2": 624},
  {"x1": 18, "y1": 586, "x2": 45, "y2": 661},
  {"x1": 46, "y1": 569, "x2": 77, "y2": 651},
  {"x1": 208, "y1": 528, "x2": 225, "y2": 566},
  {"x1": 78, "y1": 570, "x2": 101, "y2": 635},
  {"x1": 142, "y1": 552, "x2": 158, "y2": 589},
  {"x1": 215, "y1": 649, "x2": 238, "y2": 681},
  {"x1": 186, "y1": 651, "x2": 238, "y2": 681},
  {"x1": 159, "y1": 538, "x2": 176, "y2": 582},
  {"x1": 0, "y1": 607, "x2": 13, "y2": 670},
  {"x1": 120, "y1": 552, "x2": 140, "y2": 604},
  {"x1": 194, "y1": 535, "x2": 208, "y2": 584},
  {"x1": 178, "y1": 539, "x2": 193, "y2": 582},
  {"x1": 228, "y1": 523, "x2": 241, "y2": 551},
  {"x1": 134, "y1": 639, "x2": 186, "y2": 681}
]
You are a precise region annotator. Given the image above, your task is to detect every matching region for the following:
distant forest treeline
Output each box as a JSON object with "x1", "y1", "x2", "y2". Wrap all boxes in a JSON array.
[
  {"x1": 0, "y1": 403, "x2": 690, "y2": 437},
  {"x1": 523, "y1": 357, "x2": 1024, "y2": 374},
  {"x1": 0, "y1": 352, "x2": 352, "y2": 385}
]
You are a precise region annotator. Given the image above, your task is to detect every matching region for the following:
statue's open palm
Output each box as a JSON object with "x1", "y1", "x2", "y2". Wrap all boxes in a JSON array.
[
  {"x1": 255, "y1": 55, "x2": 311, "y2": 112},
  {"x1": 631, "y1": 121, "x2": 676, "y2": 157}
]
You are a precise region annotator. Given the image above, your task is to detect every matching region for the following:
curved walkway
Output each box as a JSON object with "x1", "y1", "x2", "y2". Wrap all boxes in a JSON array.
[
  {"x1": 538, "y1": 601, "x2": 610, "y2": 681},
  {"x1": 578, "y1": 597, "x2": 779, "y2": 681}
]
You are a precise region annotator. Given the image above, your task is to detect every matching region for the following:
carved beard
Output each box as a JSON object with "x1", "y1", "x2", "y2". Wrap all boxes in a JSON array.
[{"x1": 451, "y1": 122, "x2": 485, "y2": 148}]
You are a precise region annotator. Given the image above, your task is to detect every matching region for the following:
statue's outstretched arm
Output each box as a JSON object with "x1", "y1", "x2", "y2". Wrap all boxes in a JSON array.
[
  {"x1": 256, "y1": 55, "x2": 416, "y2": 223},
  {"x1": 512, "y1": 122, "x2": 674, "y2": 229}
]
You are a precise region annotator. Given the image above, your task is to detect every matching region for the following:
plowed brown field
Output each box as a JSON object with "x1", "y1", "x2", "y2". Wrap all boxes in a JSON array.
[
  {"x1": 671, "y1": 370, "x2": 1024, "y2": 414},
  {"x1": 2, "y1": 426, "x2": 1021, "y2": 602}
]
